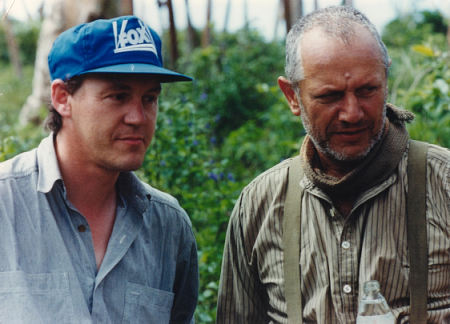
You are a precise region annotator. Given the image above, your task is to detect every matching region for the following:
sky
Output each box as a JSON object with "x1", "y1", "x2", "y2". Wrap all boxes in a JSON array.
[{"x1": 4, "y1": 0, "x2": 450, "y2": 39}]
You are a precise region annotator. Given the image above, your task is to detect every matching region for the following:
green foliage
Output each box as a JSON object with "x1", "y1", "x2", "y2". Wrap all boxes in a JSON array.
[
  {"x1": 382, "y1": 10, "x2": 448, "y2": 49},
  {"x1": 176, "y1": 28, "x2": 285, "y2": 139},
  {"x1": 139, "y1": 96, "x2": 244, "y2": 322},
  {"x1": 16, "y1": 20, "x2": 41, "y2": 65},
  {"x1": 0, "y1": 19, "x2": 40, "y2": 66},
  {"x1": 393, "y1": 48, "x2": 449, "y2": 147},
  {"x1": 222, "y1": 83, "x2": 305, "y2": 179},
  {"x1": 0, "y1": 11, "x2": 448, "y2": 323}
]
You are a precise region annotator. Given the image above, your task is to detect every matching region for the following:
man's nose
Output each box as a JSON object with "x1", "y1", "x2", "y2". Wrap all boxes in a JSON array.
[
  {"x1": 339, "y1": 93, "x2": 364, "y2": 123},
  {"x1": 124, "y1": 99, "x2": 146, "y2": 125}
]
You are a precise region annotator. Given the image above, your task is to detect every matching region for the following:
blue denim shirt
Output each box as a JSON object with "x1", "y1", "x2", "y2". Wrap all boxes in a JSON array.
[{"x1": 0, "y1": 134, "x2": 198, "y2": 323}]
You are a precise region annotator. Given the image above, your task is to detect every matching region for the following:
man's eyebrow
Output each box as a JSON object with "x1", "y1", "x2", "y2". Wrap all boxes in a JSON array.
[{"x1": 148, "y1": 85, "x2": 162, "y2": 93}]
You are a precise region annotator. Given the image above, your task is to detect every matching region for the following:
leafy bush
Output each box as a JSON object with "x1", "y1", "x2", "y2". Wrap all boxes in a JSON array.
[
  {"x1": 139, "y1": 96, "x2": 245, "y2": 322},
  {"x1": 221, "y1": 83, "x2": 304, "y2": 180},
  {"x1": 0, "y1": 19, "x2": 40, "y2": 66},
  {"x1": 382, "y1": 10, "x2": 448, "y2": 49},
  {"x1": 0, "y1": 64, "x2": 46, "y2": 161},
  {"x1": 394, "y1": 48, "x2": 449, "y2": 147},
  {"x1": 176, "y1": 28, "x2": 285, "y2": 139}
]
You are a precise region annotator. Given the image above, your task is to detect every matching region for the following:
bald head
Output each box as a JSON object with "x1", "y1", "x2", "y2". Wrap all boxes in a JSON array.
[
  {"x1": 284, "y1": 6, "x2": 390, "y2": 84},
  {"x1": 300, "y1": 26, "x2": 386, "y2": 81}
]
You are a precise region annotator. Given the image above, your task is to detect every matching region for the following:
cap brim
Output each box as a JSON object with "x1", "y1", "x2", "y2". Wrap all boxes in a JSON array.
[{"x1": 81, "y1": 63, "x2": 192, "y2": 82}]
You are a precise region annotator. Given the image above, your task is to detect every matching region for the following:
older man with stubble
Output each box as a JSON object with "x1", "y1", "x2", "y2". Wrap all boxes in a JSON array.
[{"x1": 217, "y1": 6, "x2": 449, "y2": 324}]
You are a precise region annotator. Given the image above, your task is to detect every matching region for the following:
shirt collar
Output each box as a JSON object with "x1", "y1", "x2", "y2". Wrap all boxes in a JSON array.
[
  {"x1": 35, "y1": 133, "x2": 150, "y2": 215},
  {"x1": 116, "y1": 172, "x2": 150, "y2": 215},
  {"x1": 36, "y1": 133, "x2": 63, "y2": 193}
]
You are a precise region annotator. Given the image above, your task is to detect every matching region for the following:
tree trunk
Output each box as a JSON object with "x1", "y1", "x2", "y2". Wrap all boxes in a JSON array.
[
  {"x1": 283, "y1": 0, "x2": 292, "y2": 33},
  {"x1": 274, "y1": 0, "x2": 282, "y2": 39},
  {"x1": 19, "y1": 0, "x2": 122, "y2": 125},
  {"x1": 243, "y1": 0, "x2": 248, "y2": 28},
  {"x1": 223, "y1": 0, "x2": 231, "y2": 32},
  {"x1": 2, "y1": 16, "x2": 23, "y2": 79},
  {"x1": 289, "y1": 0, "x2": 302, "y2": 26},
  {"x1": 447, "y1": 24, "x2": 450, "y2": 48},
  {"x1": 342, "y1": 0, "x2": 353, "y2": 6},
  {"x1": 166, "y1": 0, "x2": 179, "y2": 66},
  {"x1": 185, "y1": 0, "x2": 197, "y2": 51},
  {"x1": 202, "y1": 0, "x2": 212, "y2": 47},
  {"x1": 120, "y1": 0, "x2": 133, "y2": 15}
]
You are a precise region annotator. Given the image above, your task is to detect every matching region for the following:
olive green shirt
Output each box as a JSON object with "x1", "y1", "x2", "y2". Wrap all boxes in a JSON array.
[{"x1": 217, "y1": 143, "x2": 449, "y2": 323}]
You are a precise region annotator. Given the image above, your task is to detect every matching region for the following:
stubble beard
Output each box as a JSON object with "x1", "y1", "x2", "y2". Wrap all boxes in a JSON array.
[{"x1": 298, "y1": 97, "x2": 387, "y2": 162}]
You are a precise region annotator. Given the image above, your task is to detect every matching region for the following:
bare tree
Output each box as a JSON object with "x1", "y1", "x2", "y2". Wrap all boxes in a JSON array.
[
  {"x1": 283, "y1": 0, "x2": 302, "y2": 33},
  {"x1": 283, "y1": 0, "x2": 292, "y2": 33},
  {"x1": 314, "y1": 0, "x2": 319, "y2": 10},
  {"x1": 447, "y1": 25, "x2": 450, "y2": 48},
  {"x1": 166, "y1": 0, "x2": 179, "y2": 65},
  {"x1": 290, "y1": 0, "x2": 303, "y2": 25},
  {"x1": 243, "y1": 0, "x2": 249, "y2": 28},
  {"x1": 202, "y1": 0, "x2": 212, "y2": 47},
  {"x1": 274, "y1": 0, "x2": 283, "y2": 39},
  {"x1": 120, "y1": 0, "x2": 133, "y2": 15},
  {"x1": 2, "y1": 16, "x2": 22, "y2": 78},
  {"x1": 223, "y1": 0, "x2": 232, "y2": 32},
  {"x1": 185, "y1": 0, "x2": 197, "y2": 50}
]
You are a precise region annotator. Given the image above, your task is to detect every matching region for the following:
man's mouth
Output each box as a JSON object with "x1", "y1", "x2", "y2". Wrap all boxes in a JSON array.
[{"x1": 116, "y1": 136, "x2": 145, "y2": 145}]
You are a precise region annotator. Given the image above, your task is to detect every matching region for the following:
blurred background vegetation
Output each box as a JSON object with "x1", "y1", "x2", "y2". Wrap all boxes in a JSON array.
[{"x1": 0, "y1": 3, "x2": 449, "y2": 323}]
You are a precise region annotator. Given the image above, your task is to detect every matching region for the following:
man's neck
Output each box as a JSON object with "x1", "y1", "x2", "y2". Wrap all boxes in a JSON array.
[
  {"x1": 54, "y1": 132, "x2": 119, "y2": 269},
  {"x1": 54, "y1": 133, "x2": 119, "y2": 212}
]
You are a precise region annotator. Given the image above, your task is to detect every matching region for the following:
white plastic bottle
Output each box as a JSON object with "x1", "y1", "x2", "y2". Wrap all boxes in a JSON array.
[{"x1": 356, "y1": 280, "x2": 395, "y2": 324}]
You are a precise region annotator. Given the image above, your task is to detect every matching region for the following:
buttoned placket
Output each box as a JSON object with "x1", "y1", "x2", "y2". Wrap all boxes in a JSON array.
[
  {"x1": 329, "y1": 206, "x2": 359, "y2": 321},
  {"x1": 63, "y1": 196, "x2": 99, "y2": 312}
]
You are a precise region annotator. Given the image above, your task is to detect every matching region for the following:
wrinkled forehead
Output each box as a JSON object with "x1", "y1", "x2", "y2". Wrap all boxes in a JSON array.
[{"x1": 300, "y1": 26, "x2": 383, "y2": 63}]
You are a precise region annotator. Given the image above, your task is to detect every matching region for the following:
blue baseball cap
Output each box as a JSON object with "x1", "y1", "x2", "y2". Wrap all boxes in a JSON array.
[{"x1": 48, "y1": 16, "x2": 192, "y2": 82}]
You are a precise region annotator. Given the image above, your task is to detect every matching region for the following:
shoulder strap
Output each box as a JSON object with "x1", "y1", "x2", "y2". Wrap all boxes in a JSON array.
[
  {"x1": 283, "y1": 140, "x2": 428, "y2": 323},
  {"x1": 406, "y1": 140, "x2": 429, "y2": 324},
  {"x1": 283, "y1": 155, "x2": 304, "y2": 324}
]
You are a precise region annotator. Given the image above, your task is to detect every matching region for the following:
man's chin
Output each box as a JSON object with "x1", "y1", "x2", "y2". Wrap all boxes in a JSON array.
[
  {"x1": 320, "y1": 142, "x2": 374, "y2": 162},
  {"x1": 102, "y1": 159, "x2": 144, "y2": 173}
]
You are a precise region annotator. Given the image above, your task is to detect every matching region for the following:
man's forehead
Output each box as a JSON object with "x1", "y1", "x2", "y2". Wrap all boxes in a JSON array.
[
  {"x1": 300, "y1": 27, "x2": 382, "y2": 64},
  {"x1": 83, "y1": 73, "x2": 162, "y2": 89},
  {"x1": 301, "y1": 25, "x2": 375, "y2": 47}
]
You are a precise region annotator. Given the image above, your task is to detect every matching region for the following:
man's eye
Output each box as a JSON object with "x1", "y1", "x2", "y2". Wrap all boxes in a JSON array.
[
  {"x1": 143, "y1": 95, "x2": 157, "y2": 103},
  {"x1": 107, "y1": 93, "x2": 128, "y2": 101},
  {"x1": 357, "y1": 86, "x2": 378, "y2": 97},
  {"x1": 316, "y1": 92, "x2": 343, "y2": 102}
]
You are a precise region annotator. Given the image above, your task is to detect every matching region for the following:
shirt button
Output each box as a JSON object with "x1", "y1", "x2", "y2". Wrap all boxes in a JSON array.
[
  {"x1": 341, "y1": 241, "x2": 351, "y2": 249},
  {"x1": 343, "y1": 284, "x2": 352, "y2": 294},
  {"x1": 78, "y1": 225, "x2": 87, "y2": 233}
]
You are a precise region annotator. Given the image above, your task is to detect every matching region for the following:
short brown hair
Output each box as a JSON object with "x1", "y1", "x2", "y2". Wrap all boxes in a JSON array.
[{"x1": 44, "y1": 76, "x2": 85, "y2": 134}]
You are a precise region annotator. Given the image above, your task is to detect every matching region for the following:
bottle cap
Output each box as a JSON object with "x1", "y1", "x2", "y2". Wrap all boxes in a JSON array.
[{"x1": 363, "y1": 280, "x2": 380, "y2": 295}]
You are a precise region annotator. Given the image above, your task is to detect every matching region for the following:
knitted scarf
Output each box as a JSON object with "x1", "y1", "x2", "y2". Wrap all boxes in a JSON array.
[{"x1": 299, "y1": 104, "x2": 414, "y2": 198}]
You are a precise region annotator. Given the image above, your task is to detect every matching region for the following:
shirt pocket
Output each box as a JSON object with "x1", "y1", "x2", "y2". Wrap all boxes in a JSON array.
[
  {"x1": 122, "y1": 282, "x2": 174, "y2": 324},
  {"x1": 0, "y1": 271, "x2": 74, "y2": 323}
]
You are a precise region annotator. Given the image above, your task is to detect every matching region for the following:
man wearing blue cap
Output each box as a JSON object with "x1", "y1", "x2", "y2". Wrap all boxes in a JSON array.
[{"x1": 0, "y1": 16, "x2": 198, "y2": 323}]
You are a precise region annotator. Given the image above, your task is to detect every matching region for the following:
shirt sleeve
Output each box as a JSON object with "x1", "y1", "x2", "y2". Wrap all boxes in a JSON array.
[
  {"x1": 216, "y1": 191, "x2": 269, "y2": 323},
  {"x1": 170, "y1": 215, "x2": 199, "y2": 324}
]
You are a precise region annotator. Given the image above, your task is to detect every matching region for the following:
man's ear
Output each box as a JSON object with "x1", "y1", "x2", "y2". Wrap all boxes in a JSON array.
[
  {"x1": 51, "y1": 79, "x2": 71, "y2": 117},
  {"x1": 277, "y1": 76, "x2": 301, "y2": 116}
]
